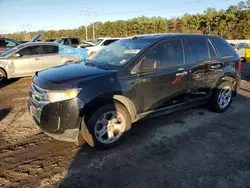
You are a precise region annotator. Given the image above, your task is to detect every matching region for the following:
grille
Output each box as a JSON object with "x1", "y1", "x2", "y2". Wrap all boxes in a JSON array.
[{"x1": 30, "y1": 83, "x2": 48, "y2": 107}]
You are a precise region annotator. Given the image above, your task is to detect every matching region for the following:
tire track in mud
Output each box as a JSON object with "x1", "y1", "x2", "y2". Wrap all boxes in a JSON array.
[{"x1": 0, "y1": 133, "x2": 80, "y2": 188}]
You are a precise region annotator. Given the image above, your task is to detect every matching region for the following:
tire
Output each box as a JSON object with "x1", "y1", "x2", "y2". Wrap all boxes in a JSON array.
[
  {"x1": 86, "y1": 103, "x2": 131, "y2": 150},
  {"x1": 0, "y1": 69, "x2": 7, "y2": 84},
  {"x1": 209, "y1": 81, "x2": 234, "y2": 113}
]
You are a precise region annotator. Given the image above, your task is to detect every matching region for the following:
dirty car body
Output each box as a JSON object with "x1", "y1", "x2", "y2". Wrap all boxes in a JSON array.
[{"x1": 28, "y1": 34, "x2": 241, "y2": 148}]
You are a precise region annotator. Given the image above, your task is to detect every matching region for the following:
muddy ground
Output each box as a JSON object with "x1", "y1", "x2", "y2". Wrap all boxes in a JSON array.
[{"x1": 1, "y1": 63, "x2": 250, "y2": 188}]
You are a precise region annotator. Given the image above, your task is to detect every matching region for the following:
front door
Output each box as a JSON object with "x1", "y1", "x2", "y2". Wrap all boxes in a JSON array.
[
  {"x1": 12, "y1": 45, "x2": 43, "y2": 76},
  {"x1": 133, "y1": 38, "x2": 189, "y2": 112}
]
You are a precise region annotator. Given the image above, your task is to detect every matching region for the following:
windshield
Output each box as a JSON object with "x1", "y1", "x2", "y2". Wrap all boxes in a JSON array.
[
  {"x1": 93, "y1": 39, "x2": 104, "y2": 45},
  {"x1": 87, "y1": 39, "x2": 153, "y2": 67},
  {"x1": 0, "y1": 43, "x2": 26, "y2": 57}
]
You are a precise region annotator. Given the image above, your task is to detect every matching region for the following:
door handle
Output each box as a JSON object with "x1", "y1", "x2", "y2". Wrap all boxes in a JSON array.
[
  {"x1": 210, "y1": 64, "x2": 221, "y2": 69},
  {"x1": 176, "y1": 71, "x2": 188, "y2": 76}
]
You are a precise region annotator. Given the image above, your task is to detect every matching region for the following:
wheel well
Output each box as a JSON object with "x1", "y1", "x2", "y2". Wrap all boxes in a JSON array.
[
  {"x1": 216, "y1": 76, "x2": 237, "y2": 95},
  {"x1": 82, "y1": 95, "x2": 137, "y2": 123},
  {"x1": 0, "y1": 67, "x2": 7, "y2": 78}
]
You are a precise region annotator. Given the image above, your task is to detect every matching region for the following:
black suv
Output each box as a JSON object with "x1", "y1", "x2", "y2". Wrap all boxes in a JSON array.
[{"x1": 28, "y1": 34, "x2": 241, "y2": 149}]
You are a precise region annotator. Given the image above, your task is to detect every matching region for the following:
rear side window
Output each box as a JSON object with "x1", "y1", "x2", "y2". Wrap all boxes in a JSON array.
[
  {"x1": 183, "y1": 37, "x2": 209, "y2": 63},
  {"x1": 18, "y1": 46, "x2": 41, "y2": 56},
  {"x1": 211, "y1": 37, "x2": 234, "y2": 58},
  {"x1": 103, "y1": 39, "x2": 118, "y2": 46},
  {"x1": 71, "y1": 38, "x2": 79, "y2": 45},
  {"x1": 43, "y1": 45, "x2": 58, "y2": 54},
  {"x1": 144, "y1": 38, "x2": 184, "y2": 68}
]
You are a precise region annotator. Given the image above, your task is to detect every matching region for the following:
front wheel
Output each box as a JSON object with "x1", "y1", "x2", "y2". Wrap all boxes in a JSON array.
[
  {"x1": 209, "y1": 81, "x2": 234, "y2": 113},
  {"x1": 86, "y1": 103, "x2": 131, "y2": 150}
]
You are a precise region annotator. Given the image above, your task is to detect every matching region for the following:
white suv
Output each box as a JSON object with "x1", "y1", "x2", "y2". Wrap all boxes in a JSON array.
[{"x1": 84, "y1": 38, "x2": 122, "y2": 56}]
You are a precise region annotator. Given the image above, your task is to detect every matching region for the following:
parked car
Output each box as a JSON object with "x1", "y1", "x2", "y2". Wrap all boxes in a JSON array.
[
  {"x1": 230, "y1": 42, "x2": 250, "y2": 59},
  {"x1": 0, "y1": 42, "x2": 81, "y2": 83},
  {"x1": 28, "y1": 34, "x2": 241, "y2": 149},
  {"x1": 54, "y1": 37, "x2": 80, "y2": 48},
  {"x1": 85, "y1": 37, "x2": 122, "y2": 56},
  {"x1": 0, "y1": 38, "x2": 20, "y2": 54},
  {"x1": 77, "y1": 41, "x2": 95, "y2": 49}
]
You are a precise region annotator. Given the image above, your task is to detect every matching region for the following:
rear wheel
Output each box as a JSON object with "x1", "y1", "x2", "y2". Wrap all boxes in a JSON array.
[
  {"x1": 0, "y1": 69, "x2": 7, "y2": 84},
  {"x1": 86, "y1": 103, "x2": 131, "y2": 149},
  {"x1": 210, "y1": 81, "x2": 233, "y2": 112}
]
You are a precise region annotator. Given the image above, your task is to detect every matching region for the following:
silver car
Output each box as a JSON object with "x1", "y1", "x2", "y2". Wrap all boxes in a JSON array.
[{"x1": 0, "y1": 42, "x2": 80, "y2": 83}]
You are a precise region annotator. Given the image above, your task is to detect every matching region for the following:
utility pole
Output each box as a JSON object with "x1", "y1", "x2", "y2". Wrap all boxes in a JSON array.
[
  {"x1": 81, "y1": 8, "x2": 96, "y2": 41},
  {"x1": 21, "y1": 24, "x2": 32, "y2": 40}
]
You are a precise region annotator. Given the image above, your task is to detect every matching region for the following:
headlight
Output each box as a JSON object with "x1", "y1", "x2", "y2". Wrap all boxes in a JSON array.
[{"x1": 45, "y1": 88, "x2": 82, "y2": 102}]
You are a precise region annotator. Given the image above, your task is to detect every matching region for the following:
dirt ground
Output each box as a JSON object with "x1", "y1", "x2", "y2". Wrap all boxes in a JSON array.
[{"x1": 1, "y1": 63, "x2": 250, "y2": 188}]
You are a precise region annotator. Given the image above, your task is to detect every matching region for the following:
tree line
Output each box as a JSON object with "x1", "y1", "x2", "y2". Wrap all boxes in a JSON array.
[{"x1": 2, "y1": 0, "x2": 250, "y2": 40}]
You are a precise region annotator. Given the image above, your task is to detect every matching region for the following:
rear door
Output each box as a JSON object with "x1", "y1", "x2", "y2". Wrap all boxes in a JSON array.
[
  {"x1": 183, "y1": 36, "x2": 223, "y2": 94},
  {"x1": 41, "y1": 45, "x2": 63, "y2": 69},
  {"x1": 11, "y1": 45, "x2": 43, "y2": 76},
  {"x1": 133, "y1": 38, "x2": 189, "y2": 112}
]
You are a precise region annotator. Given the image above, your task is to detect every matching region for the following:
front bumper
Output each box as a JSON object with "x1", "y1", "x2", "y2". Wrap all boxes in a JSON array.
[{"x1": 28, "y1": 86, "x2": 85, "y2": 143}]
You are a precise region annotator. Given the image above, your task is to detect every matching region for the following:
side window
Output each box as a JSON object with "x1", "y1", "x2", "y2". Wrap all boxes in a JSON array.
[
  {"x1": 5, "y1": 39, "x2": 17, "y2": 48},
  {"x1": 71, "y1": 38, "x2": 79, "y2": 45},
  {"x1": 143, "y1": 39, "x2": 184, "y2": 69},
  {"x1": 0, "y1": 39, "x2": 6, "y2": 47},
  {"x1": 103, "y1": 39, "x2": 117, "y2": 46},
  {"x1": 63, "y1": 39, "x2": 70, "y2": 45},
  {"x1": 243, "y1": 43, "x2": 249, "y2": 48},
  {"x1": 43, "y1": 45, "x2": 58, "y2": 54},
  {"x1": 238, "y1": 44, "x2": 244, "y2": 50},
  {"x1": 211, "y1": 37, "x2": 234, "y2": 58},
  {"x1": 18, "y1": 46, "x2": 41, "y2": 56},
  {"x1": 208, "y1": 39, "x2": 217, "y2": 59},
  {"x1": 183, "y1": 37, "x2": 209, "y2": 63}
]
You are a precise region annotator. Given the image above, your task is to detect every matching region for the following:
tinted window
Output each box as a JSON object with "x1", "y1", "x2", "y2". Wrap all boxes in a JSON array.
[
  {"x1": 0, "y1": 39, "x2": 6, "y2": 47},
  {"x1": 144, "y1": 39, "x2": 184, "y2": 68},
  {"x1": 63, "y1": 39, "x2": 70, "y2": 45},
  {"x1": 103, "y1": 39, "x2": 118, "y2": 46},
  {"x1": 183, "y1": 37, "x2": 209, "y2": 63},
  {"x1": 5, "y1": 39, "x2": 17, "y2": 48},
  {"x1": 18, "y1": 46, "x2": 41, "y2": 56},
  {"x1": 208, "y1": 39, "x2": 217, "y2": 59},
  {"x1": 211, "y1": 37, "x2": 234, "y2": 57},
  {"x1": 43, "y1": 45, "x2": 58, "y2": 54},
  {"x1": 71, "y1": 38, "x2": 79, "y2": 44}
]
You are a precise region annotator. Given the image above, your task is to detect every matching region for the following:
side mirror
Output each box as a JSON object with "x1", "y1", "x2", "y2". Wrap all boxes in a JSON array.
[
  {"x1": 139, "y1": 58, "x2": 160, "y2": 72},
  {"x1": 15, "y1": 53, "x2": 22, "y2": 57}
]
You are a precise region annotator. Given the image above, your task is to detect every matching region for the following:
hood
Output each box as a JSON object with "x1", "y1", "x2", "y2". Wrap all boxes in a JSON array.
[{"x1": 34, "y1": 62, "x2": 114, "y2": 89}]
